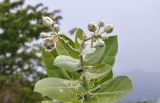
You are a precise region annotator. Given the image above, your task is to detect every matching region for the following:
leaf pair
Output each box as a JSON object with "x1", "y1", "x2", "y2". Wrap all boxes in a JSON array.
[{"x1": 34, "y1": 76, "x2": 132, "y2": 103}]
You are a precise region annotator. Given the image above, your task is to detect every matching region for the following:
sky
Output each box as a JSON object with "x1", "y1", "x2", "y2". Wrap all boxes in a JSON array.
[{"x1": 25, "y1": 0, "x2": 160, "y2": 101}]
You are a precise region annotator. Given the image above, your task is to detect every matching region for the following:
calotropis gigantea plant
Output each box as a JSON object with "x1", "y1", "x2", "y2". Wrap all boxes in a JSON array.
[{"x1": 34, "y1": 16, "x2": 133, "y2": 103}]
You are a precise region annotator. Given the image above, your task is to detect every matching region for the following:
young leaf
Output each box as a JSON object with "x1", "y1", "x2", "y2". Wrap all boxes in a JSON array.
[
  {"x1": 90, "y1": 76, "x2": 133, "y2": 103},
  {"x1": 56, "y1": 35, "x2": 79, "y2": 59},
  {"x1": 60, "y1": 34, "x2": 75, "y2": 47},
  {"x1": 98, "y1": 35, "x2": 118, "y2": 66},
  {"x1": 84, "y1": 45, "x2": 105, "y2": 65},
  {"x1": 42, "y1": 49, "x2": 68, "y2": 78},
  {"x1": 75, "y1": 28, "x2": 86, "y2": 49},
  {"x1": 54, "y1": 55, "x2": 82, "y2": 72},
  {"x1": 34, "y1": 78, "x2": 81, "y2": 102},
  {"x1": 84, "y1": 35, "x2": 118, "y2": 66}
]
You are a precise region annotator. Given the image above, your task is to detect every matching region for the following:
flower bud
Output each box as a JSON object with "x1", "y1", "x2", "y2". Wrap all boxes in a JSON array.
[
  {"x1": 104, "y1": 24, "x2": 114, "y2": 33},
  {"x1": 97, "y1": 39, "x2": 105, "y2": 47},
  {"x1": 40, "y1": 32, "x2": 49, "y2": 39},
  {"x1": 42, "y1": 35, "x2": 58, "y2": 52},
  {"x1": 88, "y1": 22, "x2": 97, "y2": 32},
  {"x1": 42, "y1": 16, "x2": 54, "y2": 27},
  {"x1": 53, "y1": 24, "x2": 60, "y2": 33},
  {"x1": 98, "y1": 21, "x2": 104, "y2": 27}
]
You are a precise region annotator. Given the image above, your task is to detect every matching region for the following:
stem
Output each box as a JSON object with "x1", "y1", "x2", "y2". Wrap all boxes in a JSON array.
[
  {"x1": 80, "y1": 54, "x2": 84, "y2": 67},
  {"x1": 84, "y1": 36, "x2": 93, "y2": 42},
  {"x1": 79, "y1": 41, "x2": 87, "y2": 88},
  {"x1": 88, "y1": 85, "x2": 101, "y2": 93},
  {"x1": 96, "y1": 27, "x2": 100, "y2": 34},
  {"x1": 98, "y1": 31, "x2": 105, "y2": 35},
  {"x1": 79, "y1": 41, "x2": 85, "y2": 66},
  {"x1": 79, "y1": 34, "x2": 100, "y2": 103},
  {"x1": 90, "y1": 33, "x2": 94, "y2": 48}
]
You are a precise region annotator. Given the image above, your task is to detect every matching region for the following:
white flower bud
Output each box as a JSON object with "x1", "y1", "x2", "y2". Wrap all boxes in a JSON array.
[
  {"x1": 97, "y1": 39, "x2": 105, "y2": 47},
  {"x1": 88, "y1": 22, "x2": 98, "y2": 32},
  {"x1": 104, "y1": 24, "x2": 114, "y2": 33},
  {"x1": 98, "y1": 21, "x2": 105, "y2": 27},
  {"x1": 53, "y1": 24, "x2": 60, "y2": 33},
  {"x1": 40, "y1": 32, "x2": 49, "y2": 39},
  {"x1": 42, "y1": 16, "x2": 54, "y2": 27}
]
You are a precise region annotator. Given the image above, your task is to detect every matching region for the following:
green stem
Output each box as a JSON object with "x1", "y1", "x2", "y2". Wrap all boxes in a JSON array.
[
  {"x1": 79, "y1": 41, "x2": 88, "y2": 96},
  {"x1": 79, "y1": 41, "x2": 85, "y2": 67},
  {"x1": 98, "y1": 31, "x2": 105, "y2": 35},
  {"x1": 91, "y1": 33, "x2": 94, "y2": 48},
  {"x1": 96, "y1": 27, "x2": 100, "y2": 34}
]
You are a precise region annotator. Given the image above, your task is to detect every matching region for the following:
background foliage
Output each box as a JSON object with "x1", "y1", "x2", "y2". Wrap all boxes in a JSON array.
[{"x1": 0, "y1": 0, "x2": 62, "y2": 103}]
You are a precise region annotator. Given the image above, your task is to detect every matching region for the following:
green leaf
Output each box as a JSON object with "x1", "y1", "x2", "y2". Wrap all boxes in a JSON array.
[
  {"x1": 60, "y1": 34, "x2": 75, "y2": 48},
  {"x1": 84, "y1": 35, "x2": 118, "y2": 66},
  {"x1": 75, "y1": 28, "x2": 86, "y2": 49},
  {"x1": 98, "y1": 35, "x2": 118, "y2": 66},
  {"x1": 84, "y1": 64, "x2": 112, "y2": 89},
  {"x1": 42, "y1": 49, "x2": 67, "y2": 78},
  {"x1": 56, "y1": 35, "x2": 79, "y2": 59},
  {"x1": 54, "y1": 55, "x2": 82, "y2": 72},
  {"x1": 34, "y1": 78, "x2": 80, "y2": 102},
  {"x1": 84, "y1": 45, "x2": 105, "y2": 65},
  {"x1": 90, "y1": 76, "x2": 133, "y2": 103},
  {"x1": 84, "y1": 64, "x2": 112, "y2": 81},
  {"x1": 82, "y1": 47, "x2": 96, "y2": 55}
]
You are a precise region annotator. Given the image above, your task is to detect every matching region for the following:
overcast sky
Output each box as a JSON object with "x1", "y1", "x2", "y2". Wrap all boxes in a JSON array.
[{"x1": 24, "y1": 0, "x2": 160, "y2": 101}]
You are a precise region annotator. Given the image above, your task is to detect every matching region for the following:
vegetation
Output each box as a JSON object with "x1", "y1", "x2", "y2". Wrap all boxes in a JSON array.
[
  {"x1": 34, "y1": 17, "x2": 133, "y2": 103},
  {"x1": 0, "y1": 0, "x2": 62, "y2": 103}
]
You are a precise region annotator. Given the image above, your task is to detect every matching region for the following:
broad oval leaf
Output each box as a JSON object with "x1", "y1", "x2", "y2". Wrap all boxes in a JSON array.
[
  {"x1": 54, "y1": 55, "x2": 82, "y2": 72},
  {"x1": 56, "y1": 35, "x2": 79, "y2": 59},
  {"x1": 42, "y1": 48, "x2": 68, "y2": 78},
  {"x1": 90, "y1": 76, "x2": 133, "y2": 103},
  {"x1": 82, "y1": 47, "x2": 96, "y2": 55},
  {"x1": 84, "y1": 45, "x2": 105, "y2": 66},
  {"x1": 98, "y1": 35, "x2": 118, "y2": 66},
  {"x1": 34, "y1": 78, "x2": 80, "y2": 102},
  {"x1": 84, "y1": 35, "x2": 118, "y2": 66},
  {"x1": 59, "y1": 34, "x2": 75, "y2": 47},
  {"x1": 84, "y1": 64, "x2": 112, "y2": 81}
]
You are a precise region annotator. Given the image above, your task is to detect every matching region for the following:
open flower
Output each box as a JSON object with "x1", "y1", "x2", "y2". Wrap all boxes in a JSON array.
[{"x1": 42, "y1": 35, "x2": 58, "y2": 52}]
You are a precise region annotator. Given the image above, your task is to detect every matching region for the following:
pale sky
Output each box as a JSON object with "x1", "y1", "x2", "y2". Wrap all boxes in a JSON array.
[{"x1": 13, "y1": 0, "x2": 160, "y2": 101}]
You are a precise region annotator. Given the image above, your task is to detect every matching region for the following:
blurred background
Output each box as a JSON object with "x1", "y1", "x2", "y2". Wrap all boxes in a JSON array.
[{"x1": 0, "y1": 0, "x2": 160, "y2": 103}]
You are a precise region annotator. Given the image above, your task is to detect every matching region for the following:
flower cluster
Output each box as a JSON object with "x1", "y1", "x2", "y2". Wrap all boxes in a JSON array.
[
  {"x1": 40, "y1": 16, "x2": 114, "y2": 51},
  {"x1": 87, "y1": 21, "x2": 114, "y2": 47},
  {"x1": 41, "y1": 16, "x2": 60, "y2": 52}
]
